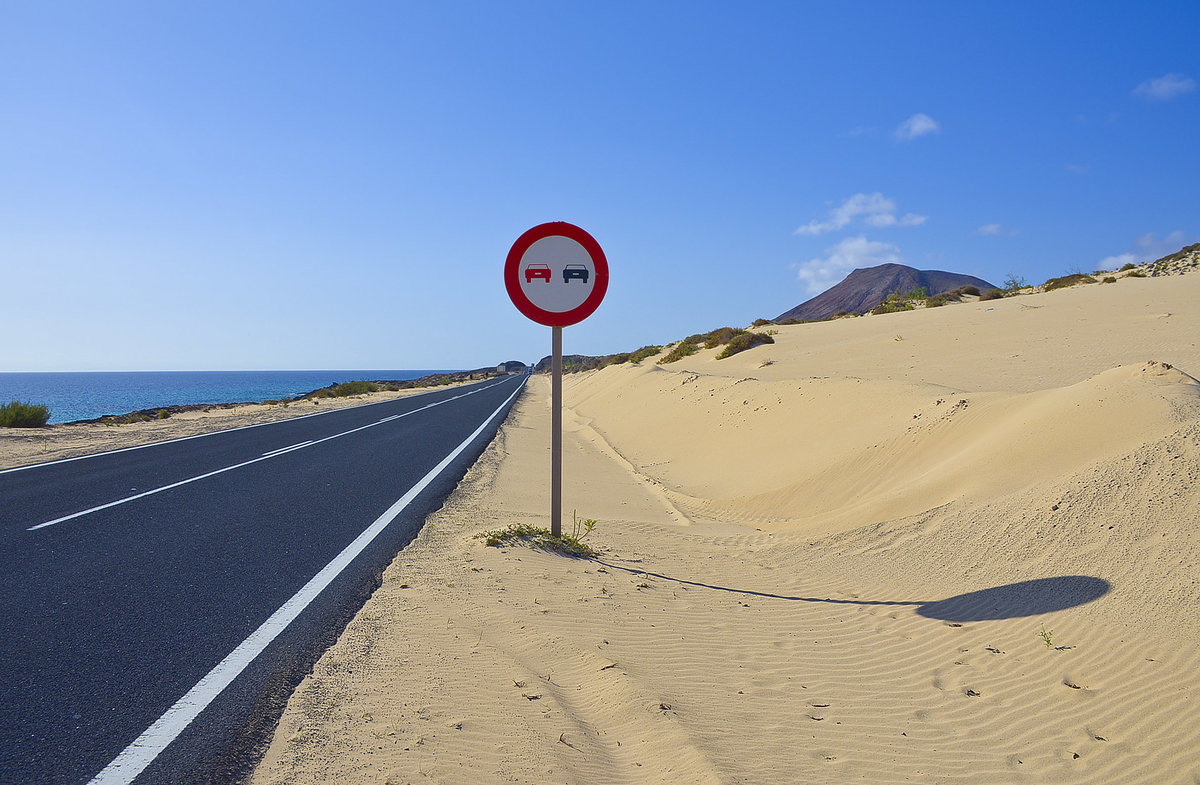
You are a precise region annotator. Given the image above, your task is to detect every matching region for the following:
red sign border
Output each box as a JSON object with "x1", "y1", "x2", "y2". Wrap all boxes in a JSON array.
[{"x1": 505, "y1": 222, "x2": 609, "y2": 327}]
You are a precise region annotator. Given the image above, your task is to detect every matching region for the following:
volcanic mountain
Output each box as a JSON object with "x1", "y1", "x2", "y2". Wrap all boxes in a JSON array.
[{"x1": 776, "y1": 263, "x2": 998, "y2": 322}]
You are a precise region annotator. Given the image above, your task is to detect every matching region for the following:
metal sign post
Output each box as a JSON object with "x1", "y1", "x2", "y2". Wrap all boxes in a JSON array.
[
  {"x1": 551, "y1": 326, "x2": 563, "y2": 536},
  {"x1": 505, "y1": 222, "x2": 609, "y2": 538}
]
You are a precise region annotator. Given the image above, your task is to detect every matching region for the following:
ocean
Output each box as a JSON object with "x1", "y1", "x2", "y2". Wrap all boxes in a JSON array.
[{"x1": 0, "y1": 370, "x2": 458, "y2": 425}]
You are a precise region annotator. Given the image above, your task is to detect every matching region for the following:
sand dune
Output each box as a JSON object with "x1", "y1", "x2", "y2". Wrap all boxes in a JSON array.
[{"x1": 252, "y1": 273, "x2": 1200, "y2": 784}]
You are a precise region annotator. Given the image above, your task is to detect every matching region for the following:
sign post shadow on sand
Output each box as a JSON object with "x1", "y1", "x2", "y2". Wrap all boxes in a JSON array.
[{"x1": 506, "y1": 222, "x2": 609, "y2": 537}]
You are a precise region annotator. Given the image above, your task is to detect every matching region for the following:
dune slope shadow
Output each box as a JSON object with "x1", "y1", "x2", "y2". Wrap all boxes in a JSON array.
[{"x1": 916, "y1": 576, "x2": 1111, "y2": 622}]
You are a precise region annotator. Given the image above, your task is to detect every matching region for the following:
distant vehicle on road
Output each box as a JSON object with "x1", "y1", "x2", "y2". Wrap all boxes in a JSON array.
[
  {"x1": 524, "y1": 264, "x2": 552, "y2": 283},
  {"x1": 563, "y1": 264, "x2": 589, "y2": 284}
]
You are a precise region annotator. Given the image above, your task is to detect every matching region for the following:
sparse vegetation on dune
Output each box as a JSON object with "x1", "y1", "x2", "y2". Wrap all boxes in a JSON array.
[
  {"x1": 1043, "y1": 273, "x2": 1097, "y2": 291},
  {"x1": 716, "y1": 331, "x2": 774, "y2": 359},
  {"x1": 654, "y1": 326, "x2": 775, "y2": 363},
  {"x1": 658, "y1": 342, "x2": 699, "y2": 364},
  {"x1": 627, "y1": 345, "x2": 664, "y2": 364}
]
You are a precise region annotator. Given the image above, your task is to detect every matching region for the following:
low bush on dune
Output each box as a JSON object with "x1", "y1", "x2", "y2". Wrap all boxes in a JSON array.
[
  {"x1": 703, "y1": 327, "x2": 745, "y2": 348},
  {"x1": 751, "y1": 318, "x2": 775, "y2": 328},
  {"x1": 1102, "y1": 276, "x2": 1117, "y2": 284},
  {"x1": 0, "y1": 401, "x2": 51, "y2": 428},
  {"x1": 1120, "y1": 262, "x2": 1137, "y2": 271},
  {"x1": 626, "y1": 345, "x2": 663, "y2": 364},
  {"x1": 1043, "y1": 273, "x2": 1097, "y2": 291},
  {"x1": 1125, "y1": 269, "x2": 1147, "y2": 278},
  {"x1": 658, "y1": 342, "x2": 699, "y2": 364},
  {"x1": 980, "y1": 288, "x2": 1005, "y2": 301},
  {"x1": 716, "y1": 331, "x2": 774, "y2": 359}
]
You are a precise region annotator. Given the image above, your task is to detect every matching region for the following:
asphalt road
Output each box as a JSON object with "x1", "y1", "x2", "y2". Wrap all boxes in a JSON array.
[{"x1": 0, "y1": 374, "x2": 527, "y2": 785}]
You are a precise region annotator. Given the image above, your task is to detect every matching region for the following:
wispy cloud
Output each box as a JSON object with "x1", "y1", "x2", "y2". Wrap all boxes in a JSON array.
[
  {"x1": 893, "y1": 113, "x2": 940, "y2": 141},
  {"x1": 1065, "y1": 163, "x2": 1091, "y2": 175},
  {"x1": 1098, "y1": 230, "x2": 1193, "y2": 270},
  {"x1": 977, "y1": 223, "x2": 1018, "y2": 237},
  {"x1": 795, "y1": 236, "x2": 904, "y2": 296},
  {"x1": 1133, "y1": 73, "x2": 1196, "y2": 101},
  {"x1": 795, "y1": 192, "x2": 926, "y2": 236}
]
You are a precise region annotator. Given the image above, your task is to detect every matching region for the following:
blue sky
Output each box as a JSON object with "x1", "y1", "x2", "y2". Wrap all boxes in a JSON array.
[{"x1": 2, "y1": 1, "x2": 1197, "y2": 372}]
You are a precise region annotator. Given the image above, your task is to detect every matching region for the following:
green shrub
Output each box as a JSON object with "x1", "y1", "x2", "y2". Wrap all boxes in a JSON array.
[
  {"x1": 872, "y1": 300, "x2": 914, "y2": 315},
  {"x1": 1125, "y1": 269, "x2": 1146, "y2": 278},
  {"x1": 703, "y1": 327, "x2": 745, "y2": 348},
  {"x1": 1120, "y1": 262, "x2": 1137, "y2": 271},
  {"x1": 0, "y1": 401, "x2": 51, "y2": 428},
  {"x1": 1043, "y1": 273, "x2": 1097, "y2": 291},
  {"x1": 980, "y1": 288, "x2": 1004, "y2": 301},
  {"x1": 628, "y1": 345, "x2": 663, "y2": 364},
  {"x1": 750, "y1": 318, "x2": 775, "y2": 328},
  {"x1": 958, "y1": 285, "x2": 981, "y2": 297},
  {"x1": 156, "y1": 409, "x2": 170, "y2": 420},
  {"x1": 716, "y1": 331, "x2": 774, "y2": 359},
  {"x1": 658, "y1": 342, "x2": 699, "y2": 364},
  {"x1": 1102, "y1": 276, "x2": 1117, "y2": 284},
  {"x1": 311, "y1": 380, "x2": 380, "y2": 399}
]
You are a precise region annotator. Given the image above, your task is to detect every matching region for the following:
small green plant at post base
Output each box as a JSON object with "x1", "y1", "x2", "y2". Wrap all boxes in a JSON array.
[
  {"x1": 481, "y1": 512, "x2": 599, "y2": 558},
  {"x1": 1038, "y1": 624, "x2": 1054, "y2": 648},
  {"x1": 0, "y1": 401, "x2": 51, "y2": 428}
]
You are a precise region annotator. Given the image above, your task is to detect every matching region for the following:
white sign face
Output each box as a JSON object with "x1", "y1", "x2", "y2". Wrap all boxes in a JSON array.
[{"x1": 516, "y1": 235, "x2": 596, "y2": 314}]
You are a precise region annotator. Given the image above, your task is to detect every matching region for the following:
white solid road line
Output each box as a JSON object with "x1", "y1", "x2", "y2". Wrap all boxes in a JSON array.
[
  {"x1": 27, "y1": 380, "x2": 509, "y2": 532},
  {"x1": 86, "y1": 377, "x2": 525, "y2": 785}
]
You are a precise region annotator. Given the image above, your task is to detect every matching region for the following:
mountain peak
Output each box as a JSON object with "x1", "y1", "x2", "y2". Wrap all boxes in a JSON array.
[{"x1": 777, "y1": 264, "x2": 997, "y2": 322}]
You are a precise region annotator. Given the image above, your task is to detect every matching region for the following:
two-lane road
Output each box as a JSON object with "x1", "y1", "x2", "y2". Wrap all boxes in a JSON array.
[{"x1": 0, "y1": 374, "x2": 527, "y2": 784}]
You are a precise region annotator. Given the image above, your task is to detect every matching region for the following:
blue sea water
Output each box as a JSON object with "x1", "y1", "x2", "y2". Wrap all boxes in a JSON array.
[{"x1": 0, "y1": 370, "x2": 458, "y2": 424}]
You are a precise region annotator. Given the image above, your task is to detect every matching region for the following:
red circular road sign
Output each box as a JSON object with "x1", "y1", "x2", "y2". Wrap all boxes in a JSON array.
[{"x1": 505, "y1": 222, "x2": 609, "y2": 327}]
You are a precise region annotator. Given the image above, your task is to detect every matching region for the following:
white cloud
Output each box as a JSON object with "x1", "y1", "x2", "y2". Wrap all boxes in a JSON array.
[
  {"x1": 795, "y1": 192, "x2": 926, "y2": 236},
  {"x1": 977, "y1": 223, "x2": 1018, "y2": 237},
  {"x1": 1133, "y1": 73, "x2": 1196, "y2": 101},
  {"x1": 795, "y1": 236, "x2": 904, "y2": 296},
  {"x1": 1097, "y1": 231, "x2": 1194, "y2": 270},
  {"x1": 893, "y1": 113, "x2": 940, "y2": 141},
  {"x1": 1135, "y1": 230, "x2": 1189, "y2": 255}
]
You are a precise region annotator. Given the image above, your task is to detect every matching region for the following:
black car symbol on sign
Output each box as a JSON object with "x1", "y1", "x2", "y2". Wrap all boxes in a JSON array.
[{"x1": 563, "y1": 264, "x2": 590, "y2": 284}]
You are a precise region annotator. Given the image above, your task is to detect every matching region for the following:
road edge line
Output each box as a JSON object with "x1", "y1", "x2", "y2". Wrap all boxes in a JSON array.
[{"x1": 86, "y1": 376, "x2": 526, "y2": 785}]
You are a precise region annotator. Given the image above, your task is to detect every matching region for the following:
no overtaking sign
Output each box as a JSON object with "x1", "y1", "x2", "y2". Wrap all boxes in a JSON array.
[
  {"x1": 505, "y1": 221, "x2": 608, "y2": 537},
  {"x1": 505, "y1": 222, "x2": 609, "y2": 327}
]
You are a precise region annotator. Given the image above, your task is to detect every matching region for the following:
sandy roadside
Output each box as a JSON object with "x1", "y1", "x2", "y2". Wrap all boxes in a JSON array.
[
  {"x1": 250, "y1": 272, "x2": 1200, "y2": 784},
  {"x1": 0, "y1": 383, "x2": 474, "y2": 471}
]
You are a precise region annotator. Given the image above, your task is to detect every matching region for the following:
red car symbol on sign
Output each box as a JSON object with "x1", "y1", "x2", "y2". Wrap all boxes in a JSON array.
[{"x1": 524, "y1": 264, "x2": 552, "y2": 283}]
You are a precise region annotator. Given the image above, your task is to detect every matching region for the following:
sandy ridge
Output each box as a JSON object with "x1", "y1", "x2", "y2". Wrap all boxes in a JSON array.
[{"x1": 250, "y1": 272, "x2": 1200, "y2": 784}]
